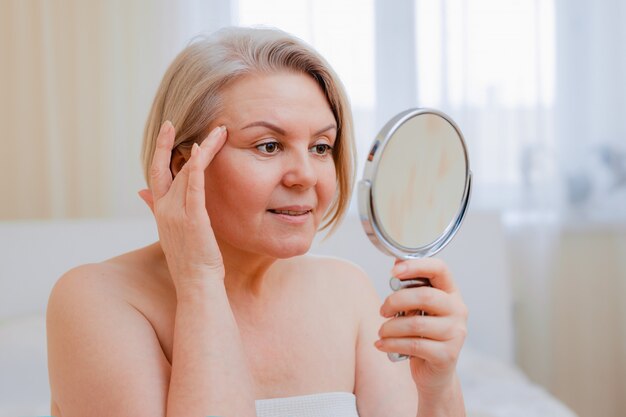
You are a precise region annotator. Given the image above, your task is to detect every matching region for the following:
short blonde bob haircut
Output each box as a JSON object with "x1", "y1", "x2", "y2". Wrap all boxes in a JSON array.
[{"x1": 141, "y1": 26, "x2": 355, "y2": 233}]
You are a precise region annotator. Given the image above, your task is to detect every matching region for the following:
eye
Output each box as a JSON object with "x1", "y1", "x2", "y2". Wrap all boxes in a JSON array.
[
  {"x1": 256, "y1": 141, "x2": 281, "y2": 154},
  {"x1": 310, "y1": 143, "x2": 333, "y2": 156}
]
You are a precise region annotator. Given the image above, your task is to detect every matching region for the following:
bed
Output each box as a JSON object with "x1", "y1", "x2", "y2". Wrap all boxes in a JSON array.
[{"x1": 0, "y1": 211, "x2": 578, "y2": 417}]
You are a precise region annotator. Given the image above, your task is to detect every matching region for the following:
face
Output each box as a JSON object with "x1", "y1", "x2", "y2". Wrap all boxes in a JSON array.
[{"x1": 204, "y1": 71, "x2": 338, "y2": 259}]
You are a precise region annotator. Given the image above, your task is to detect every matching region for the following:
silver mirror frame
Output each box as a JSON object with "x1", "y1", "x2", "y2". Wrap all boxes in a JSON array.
[{"x1": 358, "y1": 108, "x2": 473, "y2": 260}]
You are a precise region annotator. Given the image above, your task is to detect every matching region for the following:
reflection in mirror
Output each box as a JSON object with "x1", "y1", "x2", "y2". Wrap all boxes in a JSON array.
[{"x1": 372, "y1": 113, "x2": 468, "y2": 249}]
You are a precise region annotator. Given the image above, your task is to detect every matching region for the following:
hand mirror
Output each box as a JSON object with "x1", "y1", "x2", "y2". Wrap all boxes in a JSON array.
[{"x1": 358, "y1": 108, "x2": 472, "y2": 362}]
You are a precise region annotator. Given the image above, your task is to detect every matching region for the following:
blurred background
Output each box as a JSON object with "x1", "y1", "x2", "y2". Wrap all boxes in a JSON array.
[{"x1": 1, "y1": 1, "x2": 625, "y2": 416}]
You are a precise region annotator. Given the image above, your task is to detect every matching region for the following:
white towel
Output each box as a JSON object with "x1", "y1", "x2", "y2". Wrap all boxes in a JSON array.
[{"x1": 255, "y1": 391, "x2": 359, "y2": 417}]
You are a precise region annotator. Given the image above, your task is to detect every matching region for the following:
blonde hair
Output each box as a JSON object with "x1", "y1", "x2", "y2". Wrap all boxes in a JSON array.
[{"x1": 141, "y1": 27, "x2": 355, "y2": 232}]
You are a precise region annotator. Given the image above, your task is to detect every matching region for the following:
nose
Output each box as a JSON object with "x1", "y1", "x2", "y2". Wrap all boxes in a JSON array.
[{"x1": 282, "y1": 149, "x2": 317, "y2": 189}]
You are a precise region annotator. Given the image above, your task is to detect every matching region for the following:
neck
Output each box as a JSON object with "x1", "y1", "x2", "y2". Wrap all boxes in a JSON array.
[
  {"x1": 151, "y1": 239, "x2": 283, "y2": 314},
  {"x1": 217, "y1": 237, "x2": 280, "y2": 305}
]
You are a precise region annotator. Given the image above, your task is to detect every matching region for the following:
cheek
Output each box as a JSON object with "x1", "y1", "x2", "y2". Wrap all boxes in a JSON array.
[
  {"x1": 203, "y1": 153, "x2": 242, "y2": 217},
  {"x1": 203, "y1": 151, "x2": 271, "y2": 215},
  {"x1": 318, "y1": 163, "x2": 338, "y2": 208}
]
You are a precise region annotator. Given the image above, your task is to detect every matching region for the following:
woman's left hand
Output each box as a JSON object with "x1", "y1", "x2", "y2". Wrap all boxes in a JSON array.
[{"x1": 375, "y1": 258, "x2": 468, "y2": 395}]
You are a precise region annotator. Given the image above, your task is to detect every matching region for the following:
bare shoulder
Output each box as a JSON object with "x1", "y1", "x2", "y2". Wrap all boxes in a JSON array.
[
  {"x1": 48, "y1": 261, "x2": 126, "y2": 307},
  {"x1": 279, "y1": 254, "x2": 381, "y2": 317},
  {"x1": 308, "y1": 255, "x2": 380, "y2": 299},
  {"x1": 290, "y1": 254, "x2": 373, "y2": 287},
  {"x1": 46, "y1": 248, "x2": 172, "y2": 417},
  {"x1": 50, "y1": 243, "x2": 172, "y2": 305}
]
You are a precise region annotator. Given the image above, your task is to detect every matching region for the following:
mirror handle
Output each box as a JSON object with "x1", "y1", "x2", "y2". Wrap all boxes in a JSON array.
[{"x1": 387, "y1": 277, "x2": 431, "y2": 362}]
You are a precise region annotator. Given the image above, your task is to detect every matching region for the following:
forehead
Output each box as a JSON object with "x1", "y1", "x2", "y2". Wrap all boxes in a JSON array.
[{"x1": 219, "y1": 71, "x2": 336, "y2": 128}]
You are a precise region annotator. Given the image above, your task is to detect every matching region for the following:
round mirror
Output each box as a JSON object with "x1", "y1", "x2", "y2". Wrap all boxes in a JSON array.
[
  {"x1": 359, "y1": 108, "x2": 471, "y2": 259},
  {"x1": 358, "y1": 108, "x2": 472, "y2": 361}
]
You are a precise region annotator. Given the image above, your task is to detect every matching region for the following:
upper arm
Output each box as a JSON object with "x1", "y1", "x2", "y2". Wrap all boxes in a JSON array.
[
  {"x1": 351, "y1": 266, "x2": 418, "y2": 417},
  {"x1": 46, "y1": 265, "x2": 171, "y2": 417}
]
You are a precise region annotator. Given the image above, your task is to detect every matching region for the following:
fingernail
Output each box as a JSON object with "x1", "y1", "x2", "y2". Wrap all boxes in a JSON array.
[
  {"x1": 209, "y1": 125, "x2": 226, "y2": 137},
  {"x1": 374, "y1": 340, "x2": 383, "y2": 348},
  {"x1": 393, "y1": 263, "x2": 407, "y2": 276},
  {"x1": 161, "y1": 121, "x2": 174, "y2": 136},
  {"x1": 191, "y1": 142, "x2": 199, "y2": 156}
]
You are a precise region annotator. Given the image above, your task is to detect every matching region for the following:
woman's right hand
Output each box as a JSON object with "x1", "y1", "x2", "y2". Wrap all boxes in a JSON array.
[{"x1": 138, "y1": 121, "x2": 228, "y2": 293}]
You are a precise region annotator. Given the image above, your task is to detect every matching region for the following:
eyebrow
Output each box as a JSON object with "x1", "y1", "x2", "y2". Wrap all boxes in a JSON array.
[{"x1": 241, "y1": 121, "x2": 337, "y2": 137}]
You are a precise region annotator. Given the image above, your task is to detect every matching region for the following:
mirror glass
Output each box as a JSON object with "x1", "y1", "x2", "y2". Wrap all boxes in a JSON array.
[
  {"x1": 372, "y1": 112, "x2": 468, "y2": 249},
  {"x1": 359, "y1": 108, "x2": 471, "y2": 261}
]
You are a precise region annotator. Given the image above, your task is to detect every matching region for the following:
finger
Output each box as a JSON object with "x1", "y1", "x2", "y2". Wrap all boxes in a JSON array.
[
  {"x1": 378, "y1": 315, "x2": 456, "y2": 341},
  {"x1": 380, "y1": 286, "x2": 454, "y2": 317},
  {"x1": 150, "y1": 121, "x2": 175, "y2": 201},
  {"x1": 375, "y1": 337, "x2": 460, "y2": 370},
  {"x1": 199, "y1": 125, "x2": 228, "y2": 154},
  {"x1": 175, "y1": 125, "x2": 227, "y2": 211},
  {"x1": 186, "y1": 125, "x2": 227, "y2": 215},
  {"x1": 186, "y1": 143, "x2": 206, "y2": 216},
  {"x1": 137, "y1": 189, "x2": 155, "y2": 213},
  {"x1": 165, "y1": 152, "x2": 192, "y2": 212},
  {"x1": 392, "y1": 258, "x2": 457, "y2": 293}
]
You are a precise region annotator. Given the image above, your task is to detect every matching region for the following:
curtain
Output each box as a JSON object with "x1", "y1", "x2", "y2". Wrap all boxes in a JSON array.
[
  {"x1": 0, "y1": 0, "x2": 232, "y2": 219},
  {"x1": 376, "y1": 1, "x2": 626, "y2": 416}
]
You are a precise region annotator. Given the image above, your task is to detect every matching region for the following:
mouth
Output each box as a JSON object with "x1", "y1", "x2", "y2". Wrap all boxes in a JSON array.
[
  {"x1": 267, "y1": 209, "x2": 312, "y2": 216},
  {"x1": 267, "y1": 205, "x2": 314, "y2": 218}
]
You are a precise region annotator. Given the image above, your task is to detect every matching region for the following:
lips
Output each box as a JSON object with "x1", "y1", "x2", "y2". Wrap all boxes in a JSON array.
[
  {"x1": 267, "y1": 205, "x2": 313, "y2": 216},
  {"x1": 269, "y1": 209, "x2": 310, "y2": 215}
]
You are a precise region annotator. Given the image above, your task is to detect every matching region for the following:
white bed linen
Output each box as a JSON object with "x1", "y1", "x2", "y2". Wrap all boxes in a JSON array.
[{"x1": 457, "y1": 348, "x2": 578, "y2": 417}]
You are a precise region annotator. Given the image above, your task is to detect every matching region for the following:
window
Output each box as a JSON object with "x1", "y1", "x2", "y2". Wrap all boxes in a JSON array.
[
  {"x1": 414, "y1": 0, "x2": 556, "y2": 208},
  {"x1": 236, "y1": 0, "x2": 557, "y2": 210}
]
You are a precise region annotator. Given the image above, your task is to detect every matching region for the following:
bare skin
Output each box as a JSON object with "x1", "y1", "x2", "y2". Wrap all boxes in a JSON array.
[
  {"x1": 47, "y1": 243, "x2": 408, "y2": 416},
  {"x1": 65, "y1": 244, "x2": 361, "y2": 397},
  {"x1": 47, "y1": 71, "x2": 466, "y2": 417}
]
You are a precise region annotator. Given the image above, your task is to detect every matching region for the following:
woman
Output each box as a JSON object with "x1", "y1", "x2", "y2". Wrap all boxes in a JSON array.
[{"x1": 46, "y1": 27, "x2": 468, "y2": 416}]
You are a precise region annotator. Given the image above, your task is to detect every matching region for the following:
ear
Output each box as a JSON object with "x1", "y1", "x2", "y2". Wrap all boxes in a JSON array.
[{"x1": 170, "y1": 147, "x2": 190, "y2": 178}]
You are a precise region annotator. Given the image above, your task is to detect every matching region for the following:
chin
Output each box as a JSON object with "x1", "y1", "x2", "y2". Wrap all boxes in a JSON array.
[
  {"x1": 265, "y1": 235, "x2": 314, "y2": 259},
  {"x1": 275, "y1": 248, "x2": 310, "y2": 259}
]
